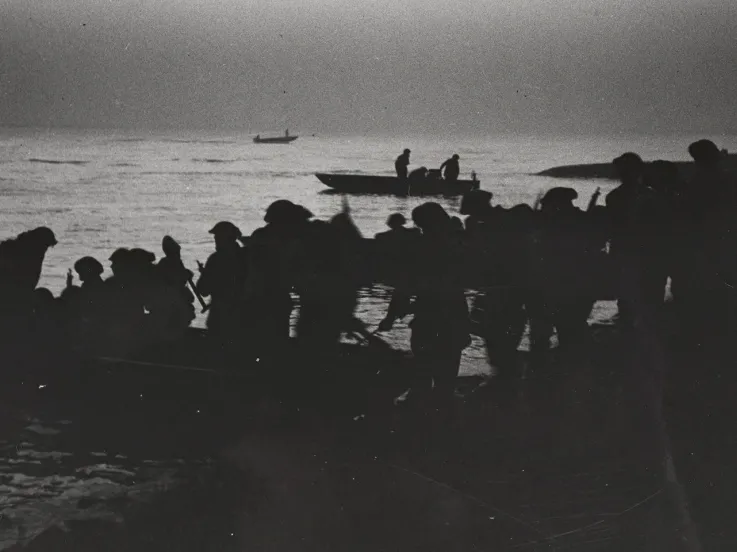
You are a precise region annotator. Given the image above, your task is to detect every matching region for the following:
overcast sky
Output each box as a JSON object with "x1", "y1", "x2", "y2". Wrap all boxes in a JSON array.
[{"x1": 2, "y1": 0, "x2": 736, "y2": 134}]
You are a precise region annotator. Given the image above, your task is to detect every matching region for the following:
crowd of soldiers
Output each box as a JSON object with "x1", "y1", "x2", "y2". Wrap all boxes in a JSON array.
[{"x1": 0, "y1": 139, "x2": 734, "y2": 406}]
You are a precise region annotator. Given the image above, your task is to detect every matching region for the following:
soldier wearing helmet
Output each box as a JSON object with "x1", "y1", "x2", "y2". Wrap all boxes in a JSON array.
[{"x1": 196, "y1": 221, "x2": 247, "y2": 337}]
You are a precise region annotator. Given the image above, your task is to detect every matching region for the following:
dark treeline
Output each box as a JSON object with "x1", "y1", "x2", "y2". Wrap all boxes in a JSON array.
[{"x1": 0, "y1": 139, "x2": 735, "y2": 408}]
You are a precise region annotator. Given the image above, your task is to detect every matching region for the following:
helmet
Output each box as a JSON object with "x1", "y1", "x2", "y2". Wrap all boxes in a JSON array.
[
  {"x1": 386, "y1": 213, "x2": 406, "y2": 229},
  {"x1": 74, "y1": 256, "x2": 104, "y2": 276},
  {"x1": 452, "y1": 154, "x2": 460, "y2": 160},
  {"x1": 209, "y1": 221, "x2": 242, "y2": 239},
  {"x1": 541, "y1": 187, "x2": 578, "y2": 207},
  {"x1": 264, "y1": 200, "x2": 297, "y2": 224},
  {"x1": 22, "y1": 227, "x2": 57, "y2": 247},
  {"x1": 411, "y1": 202, "x2": 449, "y2": 230},
  {"x1": 128, "y1": 248, "x2": 156, "y2": 265},
  {"x1": 612, "y1": 152, "x2": 643, "y2": 170},
  {"x1": 109, "y1": 248, "x2": 130, "y2": 263},
  {"x1": 459, "y1": 189, "x2": 492, "y2": 215},
  {"x1": 162, "y1": 235, "x2": 181, "y2": 254},
  {"x1": 688, "y1": 139, "x2": 721, "y2": 165}
]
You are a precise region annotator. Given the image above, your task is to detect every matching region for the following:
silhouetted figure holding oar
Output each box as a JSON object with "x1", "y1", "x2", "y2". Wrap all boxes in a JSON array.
[
  {"x1": 395, "y1": 148, "x2": 411, "y2": 179},
  {"x1": 440, "y1": 154, "x2": 460, "y2": 181},
  {"x1": 380, "y1": 202, "x2": 471, "y2": 409},
  {"x1": 197, "y1": 221, "x2": 248, "y2": 343}
]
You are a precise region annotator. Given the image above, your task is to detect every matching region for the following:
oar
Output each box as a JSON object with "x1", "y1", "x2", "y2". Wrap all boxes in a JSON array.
[{"x1": 168, "y1": 238, "x2": 209, "y2": 313}]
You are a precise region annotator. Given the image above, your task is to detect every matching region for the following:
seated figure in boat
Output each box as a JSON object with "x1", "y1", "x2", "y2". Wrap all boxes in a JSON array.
[
  {"x1": 152, "y1": 236, "x2": 196, "y2": 339},
  {"x1": 0, "y1": 227, "x2": 58, "y2": 324},
  {"x1": 408, "y1": 166, "x2": 428, "y2": 181},
  {"x1": 61, "y1": 256, "x2": 107, "y2": 343},
  {"x1": 101, "y1": 248, "x2": 160, "y2": 354},
  {"x1": 440, "y1": 154, "x2": 460, "y2": 181}
]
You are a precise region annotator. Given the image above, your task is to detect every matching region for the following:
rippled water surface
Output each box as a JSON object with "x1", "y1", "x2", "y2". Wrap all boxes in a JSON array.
[{"x1": 1, "y1": 128, "x2": 734, "y2": 548}]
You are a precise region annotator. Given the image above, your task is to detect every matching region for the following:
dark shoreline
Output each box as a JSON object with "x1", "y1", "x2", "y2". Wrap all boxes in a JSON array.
[{"x1": 536, "y1": 153, "x2": 737, "y2": 180}]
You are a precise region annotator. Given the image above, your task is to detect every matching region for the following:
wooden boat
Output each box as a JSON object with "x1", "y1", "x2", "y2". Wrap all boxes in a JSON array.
[
  {"x1": 315, "y1": 173, "x2": 481, "y2": 196},
  {"x1": 253, "y1": 130, "x2": 298, "y2": 144}
]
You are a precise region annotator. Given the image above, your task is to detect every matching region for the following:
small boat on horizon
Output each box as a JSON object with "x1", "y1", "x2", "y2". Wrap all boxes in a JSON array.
[
  {"x1": 253, "y1": 129, "x2": 298, "y2": 144},
  {"x1": 315, "y1": 170, "x2": 480, "y2": 196}
]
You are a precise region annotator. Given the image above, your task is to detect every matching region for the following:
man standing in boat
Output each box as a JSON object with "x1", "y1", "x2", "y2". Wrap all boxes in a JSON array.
[
  {"x1": 395, "y1": 148, "x2": 411, "y2": 179},
  {"x1": 440, "y1": 154, "x2": 460, "y2": 181}
]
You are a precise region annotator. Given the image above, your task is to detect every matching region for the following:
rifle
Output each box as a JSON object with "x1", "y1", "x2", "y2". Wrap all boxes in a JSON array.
[
  {"x1": 587, "y1": 187, "x2": 602, "y2": 212},
  {"x1": 168, "y1": 238, "x2": 209, "y2": 313}
]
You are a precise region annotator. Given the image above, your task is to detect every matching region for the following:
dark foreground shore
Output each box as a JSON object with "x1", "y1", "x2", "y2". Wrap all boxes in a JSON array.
[{"x1": 3, "y1": 320, "x2": 737, "y2": 551}]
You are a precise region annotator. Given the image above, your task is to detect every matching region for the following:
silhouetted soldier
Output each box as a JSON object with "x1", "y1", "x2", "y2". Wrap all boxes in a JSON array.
[
  {"x1": 197, "y1": 221, "x2": 247, "y2": 340},
  {"x1": 0, "y1": 227, "x2": 57, "y2": 336},
  {"x1": 154, "y1": 236, "x2": 196, "y2": 337},
  {"x1": 374, "y1": 213, "x2": 414, "y2": 241},
  {"x1": 102, "y1": 248, "x2": 149, "y2": 353},
  {"x1": 677, "y1": 140, "x2": 737, "y2": 340},
  {"x1": 461, "y1": 190, "x2": 531, "y2": 380},
  {"x1": 374, "y1": 213, "x2": 420, "y2": 318},
  {"x1": 634, "y1": 162, "x2": 680, "y2": 316},
  {"x1": 128, "y1": 248, "x2": 160, "y2": 320},
  {"x1": 440, "y1": 154, "x2": 460, "y2": 181},
  {"x1": 379, "y1": 202, "x2": 471, "y2": 409},
  {"x1": 246, "y1": 200, "x2": 312, "y2": 362},
  {"x1": 395, "y1": 148, "x2": 411, "y2": 179},
  {"x1": 30, "y1": 287, "x2": 66, "y2": 349},
  {"x1": 606, "y1": 152, "x2": 646, "y2": 327},
  {"x1": 528, "y1": 187, "x2": 599, "y2": 359},
  {"x1": 294, "y1": 202, "x2": 365, "y2": 372},
  {"x1": 62, "y1": 256, "x2": 106, "y2": 326},
  {"x1": 0, "y1": 227, "x2": 58, "y2": 294}
]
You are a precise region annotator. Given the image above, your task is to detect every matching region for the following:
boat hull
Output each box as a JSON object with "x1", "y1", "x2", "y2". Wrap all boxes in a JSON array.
[
  {"x1": 315, "y1": 173, "x2": 480, "y2": 196},
  {"x1": 253, "y1": 136, "x2": 298, "y2": 144}
]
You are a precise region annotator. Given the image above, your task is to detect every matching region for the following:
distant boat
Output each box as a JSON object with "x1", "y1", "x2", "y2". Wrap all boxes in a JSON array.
[
  {"x1": 315, "y1": 171, "x2": 480, "y2": 196},
  {"x1": 253, "y1": 129, "x2": 298, "y2": 144}
]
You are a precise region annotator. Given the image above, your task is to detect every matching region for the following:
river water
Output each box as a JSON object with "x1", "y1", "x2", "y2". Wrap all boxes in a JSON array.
[{"x1": 1, "y1": 128, "x2": 734, "y2": 548}]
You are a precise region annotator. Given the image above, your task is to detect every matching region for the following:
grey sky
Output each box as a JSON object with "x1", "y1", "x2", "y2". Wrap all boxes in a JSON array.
[{"x1": 2, "y1": 0, "x2": 736, "y2": 134}]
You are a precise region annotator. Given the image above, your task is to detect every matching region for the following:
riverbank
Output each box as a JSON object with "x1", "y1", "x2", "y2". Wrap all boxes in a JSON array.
[{"x1": 536, "y1": 153, "x2": 737, "y2": 180}]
